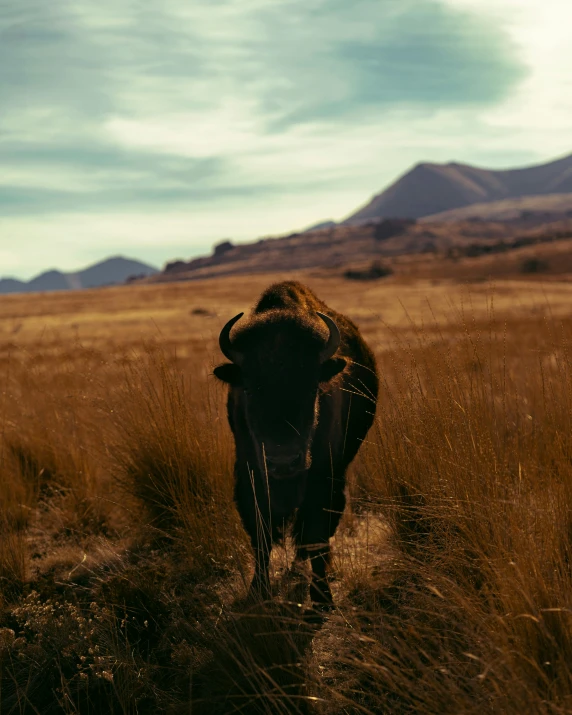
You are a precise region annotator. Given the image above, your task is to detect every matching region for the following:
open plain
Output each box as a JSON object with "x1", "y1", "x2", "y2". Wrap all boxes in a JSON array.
[{"x1": 2, "y1": 271, "x2": 572, "y2": 713}]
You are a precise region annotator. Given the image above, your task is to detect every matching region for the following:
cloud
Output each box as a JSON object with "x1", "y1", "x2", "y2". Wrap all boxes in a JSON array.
[
  {"x1": 239, "y1": 0, "x2": 527, "y2": 127},
  {"x1": 0, "y1": 0, "x2": 537, "y2": 277},
  {"x1": 0, "y1": 137, "x2": 228, "y2": 215},
  {"x1": 1, "y1": 0, "x2": 527, "y2": 145}
]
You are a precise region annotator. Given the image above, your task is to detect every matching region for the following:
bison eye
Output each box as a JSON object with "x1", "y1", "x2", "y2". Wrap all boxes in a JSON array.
[{"x1": 320, "y1": 357, "x2": 347, "y2": 382}]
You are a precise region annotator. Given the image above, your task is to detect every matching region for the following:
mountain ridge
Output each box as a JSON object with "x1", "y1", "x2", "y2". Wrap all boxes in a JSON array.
[
  {"x1": 0, "y1": 256, "x2": 158, "y2": 295},
  {"x1": 345, "y1": 152, "x2": 572, "y2": 223}
]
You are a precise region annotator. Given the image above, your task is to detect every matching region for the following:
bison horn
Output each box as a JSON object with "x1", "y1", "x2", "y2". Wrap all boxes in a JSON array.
[
  {"x1": 317, "y1": 312, "x2": 341, "y2": 362},
  {"x1": 219, "y1": 312, "x2": 244, "y2": 364}
]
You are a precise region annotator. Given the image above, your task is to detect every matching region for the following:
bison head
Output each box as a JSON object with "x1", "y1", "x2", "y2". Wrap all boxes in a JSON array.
[{"x1": 214, "y1": 311, "x2": 346, "y2": 479}]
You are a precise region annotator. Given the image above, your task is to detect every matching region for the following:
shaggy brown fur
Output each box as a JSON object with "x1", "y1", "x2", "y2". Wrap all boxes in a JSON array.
[{"x1": 214, "y1": 281, "x2": 379, "y2": 607}]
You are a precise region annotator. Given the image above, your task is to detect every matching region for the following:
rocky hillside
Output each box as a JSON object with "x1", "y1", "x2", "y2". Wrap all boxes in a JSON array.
[{"x1": 148, "y1": 216, "x2": 572, "y2": 283}]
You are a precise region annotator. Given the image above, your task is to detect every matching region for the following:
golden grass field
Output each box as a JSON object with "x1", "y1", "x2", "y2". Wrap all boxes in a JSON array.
[{"x1": 3, "y1": 271, "x2": 572, "y2": 713}]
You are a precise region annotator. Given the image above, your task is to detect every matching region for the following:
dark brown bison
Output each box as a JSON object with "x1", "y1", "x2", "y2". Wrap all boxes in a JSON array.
[{"x1": 214, "y1": 281, "x2": 378, "y2": 607}]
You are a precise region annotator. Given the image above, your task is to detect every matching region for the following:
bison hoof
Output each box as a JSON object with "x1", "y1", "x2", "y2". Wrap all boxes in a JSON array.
[{"x1": 310, "y1": 583, "x2": 334, "y2": 611}]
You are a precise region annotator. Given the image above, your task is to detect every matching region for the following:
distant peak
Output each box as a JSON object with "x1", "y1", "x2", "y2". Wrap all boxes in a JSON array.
[
  {"x1": 409, "y1": 161, "x2": 443, "y2": 172},
  {"x1": 0, "y1": 255, "x2": 158, "y2": 295},
  {"x1": 345, "y1": 150, "x2": 572, "y2": 223}
]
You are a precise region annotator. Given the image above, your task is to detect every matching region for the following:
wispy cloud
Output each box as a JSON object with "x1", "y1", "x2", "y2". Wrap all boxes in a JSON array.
[{"x1": 0, "y1": 0, "x2": 566, "y2": 278}]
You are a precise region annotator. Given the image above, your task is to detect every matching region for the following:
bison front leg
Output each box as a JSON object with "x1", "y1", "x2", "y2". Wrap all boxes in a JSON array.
[
  {"x1": 307, "y1": 543, "x2": 334, "y2": 607},
  {"x1": 293, "y1": 479, "x2": 346, "y2": 610},
  {"x1": 235, "y1": 465, "x2": 273, "y2": 600},
  {"x1": 293, "y1": 536, "x2": 334, "y2": 608}
]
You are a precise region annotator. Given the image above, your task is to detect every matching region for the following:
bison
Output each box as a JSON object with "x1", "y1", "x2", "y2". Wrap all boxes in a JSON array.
[{"x1": 214, "y1": 281, "x2": 378, "y2": 608}]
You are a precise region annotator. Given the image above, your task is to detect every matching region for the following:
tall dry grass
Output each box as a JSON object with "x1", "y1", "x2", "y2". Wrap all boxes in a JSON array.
[
  {"x1": 2, "y1": 295, "x2": 572, "y2": 713},
  {"x1": 342, "y1": 307, "x2": 572, "y2": 713},
  {"x1": 107, "y1": 344, "x2": 246, "y2": 575}
]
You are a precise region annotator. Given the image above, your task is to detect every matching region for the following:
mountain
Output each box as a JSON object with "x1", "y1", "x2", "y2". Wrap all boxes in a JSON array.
[
  {"x1": 0, "y1": 256, "x2": 158, "y2": 295},
  {"x1": 345, "y1": 153, "x2": 572, "y2": 223},
  {"x1": 77, "y1": 257, "x2": 157, "y2": 288}
]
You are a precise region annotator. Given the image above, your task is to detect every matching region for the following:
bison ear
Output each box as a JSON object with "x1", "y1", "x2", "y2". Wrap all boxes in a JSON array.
[
  {"x1": 213, "y1": 363, "x2": 242, "y2": 385},
  {"x1": 319, "y1": 357, "x2": 347, "y2": 383}
]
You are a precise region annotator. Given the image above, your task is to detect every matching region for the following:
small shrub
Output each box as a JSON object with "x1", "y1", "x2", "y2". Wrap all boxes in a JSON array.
[
  {"x1": 373, "y1": 218, "x2": 416, "y2": 241},
  {"x1": 521, "y1": 257, "x2": 549, "y2": 273},
  {"x1": 213, "y1": 240, "x2": 234, "y2": 257},
  {"x1": 345, "y1": 260, "x2": 393, "y2": 281}
]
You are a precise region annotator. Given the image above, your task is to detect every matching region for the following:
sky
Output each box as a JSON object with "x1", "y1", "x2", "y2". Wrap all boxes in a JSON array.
[{"x1": 1, "y1": 0, "x2": 571, "y2": 279}]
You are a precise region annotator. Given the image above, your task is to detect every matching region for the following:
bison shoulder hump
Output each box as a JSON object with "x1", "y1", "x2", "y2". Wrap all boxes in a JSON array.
[{"x1": 254, "y1": 281, "x2": 322, "y2": 314}]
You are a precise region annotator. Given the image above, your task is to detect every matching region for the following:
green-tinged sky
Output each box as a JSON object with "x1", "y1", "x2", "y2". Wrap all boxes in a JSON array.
[{"x1": 0, "y1": 0, "x2": 570, "y2": 278}]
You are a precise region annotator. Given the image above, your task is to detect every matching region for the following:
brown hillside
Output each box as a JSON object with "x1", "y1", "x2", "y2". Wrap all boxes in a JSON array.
[
  {"x1": 148, "y1": 217, "x2": 572, "y2": 284},
  {"x1": 420, "y1": 193, "x2": 572, "y2": 222}
]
